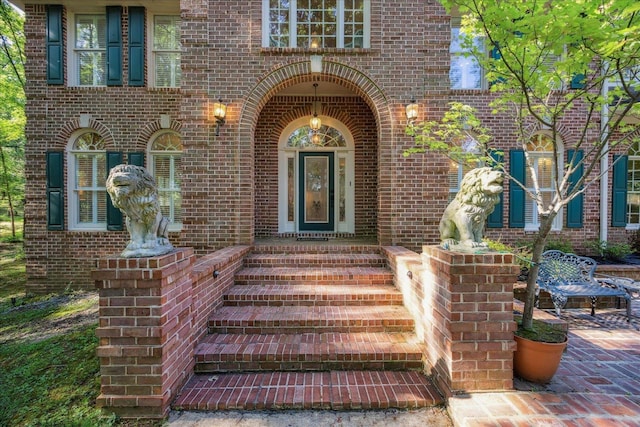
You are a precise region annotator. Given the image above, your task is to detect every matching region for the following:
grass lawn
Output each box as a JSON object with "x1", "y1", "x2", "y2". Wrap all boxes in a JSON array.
[{"x1": 0, "y1": 216, "x2": 118, "y2": 426}]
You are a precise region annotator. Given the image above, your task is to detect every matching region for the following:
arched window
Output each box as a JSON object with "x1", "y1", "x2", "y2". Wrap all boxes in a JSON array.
[
  {"x1": 69, "y1": 131, "x2": 107, "y2": 229},
  {"x1": 286, "y1": 125, "x2": 347, "y2": 148},
  {"x1": 525, "y1": 133, "x2": 562, "y2": 230},
  {"x1": 149, "y1": 132, "x2": 182, "y2": 229}
]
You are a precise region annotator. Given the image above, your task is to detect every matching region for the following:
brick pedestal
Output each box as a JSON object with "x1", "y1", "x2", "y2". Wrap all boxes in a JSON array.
[
  {"x1": 422, "y1": 246, "x2": 519, "y2": 396},
  {"x1": 92, "y1": 248, "x2": 195, "y2": 418}
]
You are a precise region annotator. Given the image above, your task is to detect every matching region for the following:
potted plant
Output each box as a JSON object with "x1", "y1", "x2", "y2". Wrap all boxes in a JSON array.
[{"x1": 407, "y1": 0, "x2": 640, "y2": 382}]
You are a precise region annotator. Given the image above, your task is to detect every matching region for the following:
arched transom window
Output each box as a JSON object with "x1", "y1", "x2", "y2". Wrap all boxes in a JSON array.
[
  {"x1": 149, "y1": 132, "x2": 182, "y2": 228},
  {"x1": 286, "y1": 125, "x2": 347, "y2": 148},
  {"x1": 525, "y1": 133, "x2": 562, "y2": 230},
  {"x1": 70, "y1": 131, "x2": 107, "y2": 229}
]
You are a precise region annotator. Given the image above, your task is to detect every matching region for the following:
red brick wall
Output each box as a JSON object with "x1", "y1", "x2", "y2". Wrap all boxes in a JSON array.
[
  {"x1": 384, "y1": 245, "x2": 519, "y2": 395},
  {"x1": 23, "y1": 1, "x2": 623, "y2": 292},
  {"x1": 92, "y1": 245, "x2": 249, "y2": 418}
]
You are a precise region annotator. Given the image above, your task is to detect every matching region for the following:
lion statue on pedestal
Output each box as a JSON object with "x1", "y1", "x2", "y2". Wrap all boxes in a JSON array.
[
  {"x1": 106, "y1": 164, "x2": 174, "y2": 258},
  {"x1": 439, "y1": 166, "x2": 504, "y2": 251}
]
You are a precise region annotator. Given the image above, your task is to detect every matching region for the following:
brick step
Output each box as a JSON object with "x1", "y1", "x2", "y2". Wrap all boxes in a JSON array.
[
  {"x1": 251, "y1": 244, "x2": 381, "y2": 255},
  {"x1": 208, "y1": 305, "x2": 415, "y2": 334},
  {"x1": 234, "y1": 267, "x2": 394, "y2": 286},
  {"x1": 243, "y1": 253, "x2": 387, "y2": 268},
  {"x1": 173, "y1": 371, "x2": 443, "y2": 411},
  {"x1": 194, "y1": 332, "x2": 423, "y2": 372},
  {"x1": 223, "y1": 284, "x2": 403, "y2": 306}
]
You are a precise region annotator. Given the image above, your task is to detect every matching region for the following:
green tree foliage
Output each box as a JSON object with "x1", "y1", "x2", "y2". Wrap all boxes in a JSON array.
[
  {"x1": 408, "y1": 0, "x2": 640, "y2": 332},
  {"x1": 0, "y1": 0, "x2": 25, "y2": 237}
]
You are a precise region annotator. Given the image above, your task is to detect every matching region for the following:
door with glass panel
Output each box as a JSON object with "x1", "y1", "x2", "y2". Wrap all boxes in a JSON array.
[{"x1": 299, "y1": 152, "x2": 334, "y2": 231}]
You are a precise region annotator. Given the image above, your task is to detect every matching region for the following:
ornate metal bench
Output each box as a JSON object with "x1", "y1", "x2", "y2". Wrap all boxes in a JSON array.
[{"x1": 537, "y1": 250, "x2": 632, "y2": 321}]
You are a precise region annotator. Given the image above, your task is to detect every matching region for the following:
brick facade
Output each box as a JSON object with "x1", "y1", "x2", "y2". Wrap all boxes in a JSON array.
[{"x1": 21, "y1": 0, "x2": 631, "y2": 292}]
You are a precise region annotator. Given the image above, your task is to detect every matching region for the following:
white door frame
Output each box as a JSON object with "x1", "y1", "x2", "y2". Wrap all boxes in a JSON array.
[{"x1": 278, "y1": 117, "x2": 355, "y2": 233}]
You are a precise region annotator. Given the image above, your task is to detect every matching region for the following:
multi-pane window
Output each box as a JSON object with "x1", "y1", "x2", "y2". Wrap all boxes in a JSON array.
[
  {"x1": 153, "y1": 16, "x2": 181, "y2": 88},
  {"x1": 264, "y1": 0, "x2": 369, "y2": 49},
  {"x1": 70, "y1": 132, "x2": 107, "y2": 229},
  {"x1": 149, "y1": 132, "x2": 182, "y2": 228},
  {"x1": 450, "y1": 19, "x2": 483, "y2": 90},
  {"x1": 525, "y1": 134, "x2": 562, "y2": 230},
  {"x1": 626, "y1": 142, "x2": 640, "y2": 225},
  {"x1": 75, "y1": 14, "x2": 106, "y2": 86}
]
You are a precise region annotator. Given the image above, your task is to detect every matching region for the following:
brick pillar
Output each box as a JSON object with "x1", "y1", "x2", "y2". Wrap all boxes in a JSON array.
[
  {"x1": 422, "y1": 246, "x2": 518, "y2": 396},
  {"x1": 92, "y1": 248, "x2": 195, "y2": 419}
]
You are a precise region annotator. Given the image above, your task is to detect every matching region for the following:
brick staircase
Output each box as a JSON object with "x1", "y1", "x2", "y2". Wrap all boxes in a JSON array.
[{"x1": 173, "y1": 244, "x2": 443, "y2": 410}]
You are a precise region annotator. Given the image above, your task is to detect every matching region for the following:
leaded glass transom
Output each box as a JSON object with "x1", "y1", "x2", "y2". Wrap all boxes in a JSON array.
[{"x1": 287, "y1": 125, "x2": 347, "y2": 148}]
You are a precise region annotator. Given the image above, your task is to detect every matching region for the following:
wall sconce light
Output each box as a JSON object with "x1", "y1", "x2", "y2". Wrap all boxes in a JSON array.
[
  {"x1": 405, "y1": 99, "x2": 418, "y2": 125},
  {"x1": 310, "y1": 83, "x2": 322, "y2": 131},
  {"x1": 213, "y1": 98, "x2": 227, "y2": 136}
]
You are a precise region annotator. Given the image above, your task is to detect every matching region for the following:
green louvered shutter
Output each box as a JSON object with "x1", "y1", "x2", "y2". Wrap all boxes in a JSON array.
[
  {"x1": 46, "y1": 5, "x2": 64, "y2": 84},
  {"x1": 487, "y1": 151, "x2": 504, "y2": 228},
  {"x1": 509, "y1": 150, "x2": 526, "y2": 228},
  {"x1": 570, "y1": 74, "x2": 586, "y2": 89},
  {"x1": 106, "y1": 6, "x2": 123, "y2": 86},
  {"x1": 128, "y1": 152, "x2": 145, "y2": 167},
  {"x1": 128, "y1": 7, "x2": 145, "y2": 87},
  {"x1": 47, "y1": 151, "x2": 64, "y2": 230},
  {"x1": 106, "y1": 152, "x2": 123, "y2": 230},
  {"x1": 612, "y1": 155, "x2": 628, "y2": 227},
  {"x1": 566, "y1": 150, "x2": 584, "y2": 228}
]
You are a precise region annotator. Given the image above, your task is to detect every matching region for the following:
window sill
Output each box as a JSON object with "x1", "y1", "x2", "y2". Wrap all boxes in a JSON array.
[
  {"x1": 625, "y1": 224, "x2": 640, "y2": 231},
  {"x1": 68, "y1": 227, "x2": 108, "y2": 232}
]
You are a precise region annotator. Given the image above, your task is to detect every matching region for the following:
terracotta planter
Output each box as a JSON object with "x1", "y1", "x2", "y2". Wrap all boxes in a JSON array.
[{"x1": 513, "y1": 335, "x2": 568, "y2": 383}]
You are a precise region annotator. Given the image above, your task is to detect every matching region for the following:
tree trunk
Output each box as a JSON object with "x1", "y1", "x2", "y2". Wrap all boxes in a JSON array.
[{"x1": 521, "y1": 215, "x2": 555, "y2": 331}]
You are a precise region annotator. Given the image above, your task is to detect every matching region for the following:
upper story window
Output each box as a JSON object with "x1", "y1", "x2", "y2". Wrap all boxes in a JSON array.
[
  {"x1": 149, "y1": 132, "x2": 182, "y2": 229},
  {"x1": 450, "y1": 18, "x2": 484, "y2": 90},
  {"x1": 263, "y1": 0, "x2": 370, "y2": 49},
  {"x1": 74, "y1": 14, "x2": 107, "y2": 86},
  {"x1": 69, "y1": 132, "x2": 107, "y2": 230},
  {"x1": 152, "y1": 15, "x2": 181, "y2": 88},
  {"x1": 525, "y1": 133, "x2": 562, "y2": 231}
]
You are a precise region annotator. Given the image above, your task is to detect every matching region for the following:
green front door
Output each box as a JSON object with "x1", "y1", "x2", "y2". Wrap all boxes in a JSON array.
[{"x1": 299, "y1": 152, "x2": 334, "y2": 231}]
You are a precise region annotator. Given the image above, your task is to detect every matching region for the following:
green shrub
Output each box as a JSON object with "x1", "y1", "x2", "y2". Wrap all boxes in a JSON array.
[
  {"x1": 586, "y1": 239, "x2": 633, "y2": 261},
  {"x1": 543, "y1": 239, "x2": 574, "y2": 254}
]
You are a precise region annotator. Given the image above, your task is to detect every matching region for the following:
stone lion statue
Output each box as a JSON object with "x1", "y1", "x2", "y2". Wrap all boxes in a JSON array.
[
  {"x1": 439, "y1": 166, "x2": 504, "y2": 250},
  {"x1": 106, "y1": 164, "x2": 174, "y2": 258}
]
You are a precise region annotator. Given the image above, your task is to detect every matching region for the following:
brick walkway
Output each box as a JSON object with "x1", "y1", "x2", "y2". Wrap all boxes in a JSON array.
[{"x1": 449, "y1": 300, "x2": 640, "y2": 426}]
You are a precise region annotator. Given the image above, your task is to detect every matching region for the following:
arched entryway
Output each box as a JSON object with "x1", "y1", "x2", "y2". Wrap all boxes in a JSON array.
[{"x1": 236, "y1": 60, "x2": 396, "y2": 244}]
